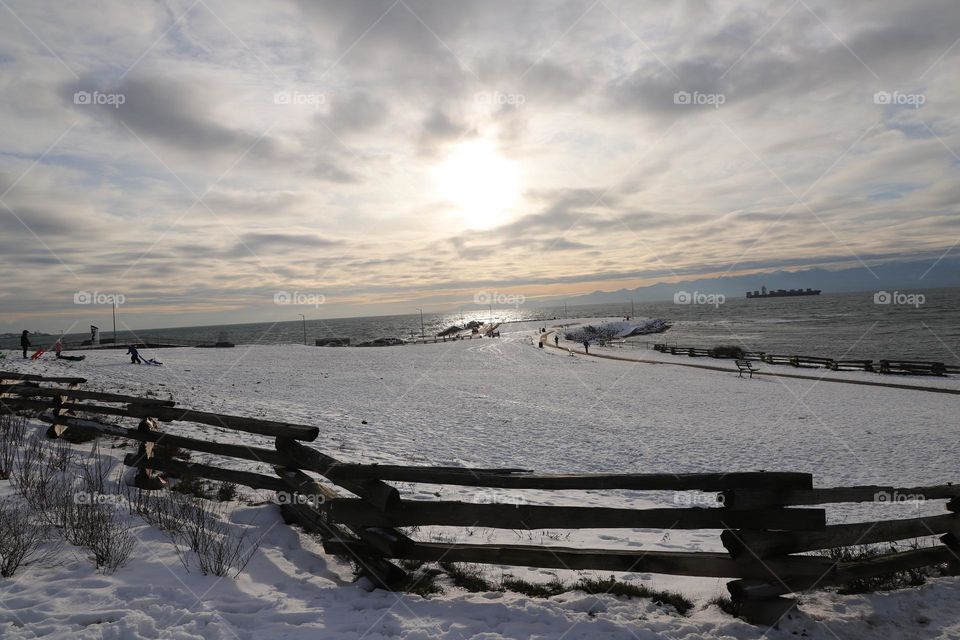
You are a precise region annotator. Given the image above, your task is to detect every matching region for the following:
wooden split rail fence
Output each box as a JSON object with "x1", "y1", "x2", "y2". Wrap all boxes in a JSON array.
[
  {"x1": 2, "y1": 371, "x2": 959, "y2": 625},
  {"x1": 652, "y1": 344, "x2": 959, "y2": 376}
]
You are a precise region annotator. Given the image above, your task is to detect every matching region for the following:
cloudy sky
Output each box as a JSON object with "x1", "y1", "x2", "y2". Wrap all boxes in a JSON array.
[{"x1": 1, "y1": 0, "x2": 958, "y2": 332}]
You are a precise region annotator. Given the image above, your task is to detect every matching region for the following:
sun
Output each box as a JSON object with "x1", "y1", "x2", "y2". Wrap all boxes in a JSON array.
[{"x1": 434, "y1": 139, "x2": 521, "y2": 229}]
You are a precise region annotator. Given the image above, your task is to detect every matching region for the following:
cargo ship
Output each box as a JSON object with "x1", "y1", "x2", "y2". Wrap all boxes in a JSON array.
[{"x1": 746, "y1": 285, "x2": 821, "y2": 299}]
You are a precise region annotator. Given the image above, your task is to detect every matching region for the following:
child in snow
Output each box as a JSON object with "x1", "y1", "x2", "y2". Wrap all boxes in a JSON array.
[
  {"x1": 20, "y1": 330, "x2": 31, "y2": 358},
  {"x1": 582, "y1": 340, "x2": 589, "y2": 354},
  {"x1": 554, "y1": 335, "x2": 559, "y2": 347},
  {"x1": 54, "y1": 338, "x2": 63, "y2": 359},
  {"x1": 127, "y1": 345, "x2": 143, "y2": 364}
]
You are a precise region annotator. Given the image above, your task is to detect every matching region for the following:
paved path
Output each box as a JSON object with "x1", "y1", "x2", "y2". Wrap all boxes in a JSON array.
[{"x1": 539, "y1": 331, "x2": 960, "y2": 396}]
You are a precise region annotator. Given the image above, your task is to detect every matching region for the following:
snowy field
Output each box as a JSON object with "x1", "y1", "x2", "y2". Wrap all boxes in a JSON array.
[{"x1": 1, "y1": 317, "x2": 959, "y2": 639}]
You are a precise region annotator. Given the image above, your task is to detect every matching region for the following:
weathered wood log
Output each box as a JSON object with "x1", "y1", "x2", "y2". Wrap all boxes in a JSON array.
[
  {"x1": 275, "y1": 438, "x2": 400, "y2": 510},
  {"x1": 321, "y1": 539, "x2": 834, "y2": 579},
  {"x1": 722, "y1": 513, "x2": 960, "y2": 558},
  {"x1": 0, "y1": 372, "x2": 86, "y2": 384},
  {"x1": 728, "y1": 546, "x2": 957, "y2": 599},
  {"x1": 723, "y1": 484, "x2": 960, "y2": 509},
  {"x1": 0, "y1": 398, "x2": 147, "y2": 419},
  {"x1": 123, "y1": 406, "x2": 319, "y2": 441},
  {"x1": 326, "y1": 499, "x2": 826, "y2": 531},
  {"x1": 123, "y1": 453, "x2": 286, "y2": 491},
  {"x1": 0, "y1": 385, "x2": 175, "y2": 405},
  {"x1": 39, "y1": 414, "x2": 292, "y2": 467},
  {"x1": 309, "y1": 466, "x2": 813, "y2": 492}
]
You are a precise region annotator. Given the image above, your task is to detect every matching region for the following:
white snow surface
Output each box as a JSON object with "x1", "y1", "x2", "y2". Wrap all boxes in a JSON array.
[{"x1": 2, "y1": 318, "x2": 959, "y2": 639}]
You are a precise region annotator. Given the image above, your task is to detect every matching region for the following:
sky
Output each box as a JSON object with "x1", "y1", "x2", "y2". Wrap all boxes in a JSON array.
[{"x1": 1, "y1": 0, "x2": 959, "y2": 332}]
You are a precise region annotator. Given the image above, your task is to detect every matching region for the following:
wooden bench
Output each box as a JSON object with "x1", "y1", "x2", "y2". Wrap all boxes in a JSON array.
[
  {"x1": 736, "y1": 359, "x2": 759, "y2": 378},
  {"x1": 879, "y1": 360, "x2": 946, "y2": 376}
]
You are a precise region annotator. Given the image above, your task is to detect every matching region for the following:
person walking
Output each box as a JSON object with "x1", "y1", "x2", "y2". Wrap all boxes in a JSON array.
[
  {"x1": 20, "y1": 330, "x2": 31, "y2": 358},
  {"x1": 54, "y1": 338, "x2": 63, "y2": 359},
  {"x1": 127, "y1": 345, "x2": 143, "y2": 364},
  {"x1": 582, "y1": 339, "x2": 589, "y2": 354},
  {"x1": 554, "y1": 335, "x2": 559, "y2": 347}
]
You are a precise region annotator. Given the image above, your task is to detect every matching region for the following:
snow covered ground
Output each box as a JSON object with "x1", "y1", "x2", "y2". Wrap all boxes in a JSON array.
[{"x1": 1, "y1": 317, "x2": 958, "y2": 639}]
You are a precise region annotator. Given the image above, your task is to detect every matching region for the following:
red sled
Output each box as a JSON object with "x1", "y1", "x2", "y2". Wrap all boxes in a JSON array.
[{"x1": 31, "y1": 348, "x2": 46, "y2": 360}]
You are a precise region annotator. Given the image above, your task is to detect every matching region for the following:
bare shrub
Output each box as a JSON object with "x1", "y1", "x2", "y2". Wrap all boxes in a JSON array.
[
  {"x1": 0, "y1": 415, "x2": 28, "y2": 479},
  {"x1": 0, "y1": 499, "x2": 56, "y2": 577},
  {"x1": 83, "y1": 504, "x2": 136, "y2": 573},
  {"x1": 10, "y1": 435, "x2": 47, "y2": 492},
  {"x1": 173, "y1": 496, "x2": 258, "y2": 577}
]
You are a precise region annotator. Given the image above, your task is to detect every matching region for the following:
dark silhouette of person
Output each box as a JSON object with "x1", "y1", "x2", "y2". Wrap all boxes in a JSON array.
[
  {"x1": 554, "y1": 335, "x2": 559, "y2": 346},
  {"x1": 582, "y1": 340, "x2": 589, "y2": 354},
  {"x1": 127, "y1": 345, "x2": 143, "y2": 364},
  {"x1": 20, "y1": 330, "x2": 31, "y2": 358}
]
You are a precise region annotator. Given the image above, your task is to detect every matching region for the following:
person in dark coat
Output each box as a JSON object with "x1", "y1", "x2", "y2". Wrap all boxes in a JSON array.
[
  {"x1": 582, "y1": 339, "x2": 589, "y2": 354},
  {"x1": 554, "y1": 335, "x2": 559, "y2": 346},
  {"x1": 20, "y1": 330, "x2": 30, "y2": 358},
  {"x1": 127, "y1": 345, "x2": 142, "y2": 364}
]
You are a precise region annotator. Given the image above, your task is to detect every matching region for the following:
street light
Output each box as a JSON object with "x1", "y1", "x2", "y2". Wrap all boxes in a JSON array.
[
  {"x1": 298, "y1": 314, "x2": 306, "y2": 345},
  {"x1": 415, "y1": 307, "x2": 425, "y2": 339}
]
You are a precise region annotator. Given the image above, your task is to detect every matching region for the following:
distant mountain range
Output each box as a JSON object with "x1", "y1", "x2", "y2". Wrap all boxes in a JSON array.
[{"x1": 536, "y1": 257, "x2": 960, "y2": 306}]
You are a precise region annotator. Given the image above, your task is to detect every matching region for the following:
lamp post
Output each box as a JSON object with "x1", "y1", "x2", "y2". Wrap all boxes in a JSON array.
[
  {"x1": 415, "y1": 308, "x2": 424, "y2": 339},
  {"x1": 298, "y1": 314, "x2": 306, "y2": 345}
]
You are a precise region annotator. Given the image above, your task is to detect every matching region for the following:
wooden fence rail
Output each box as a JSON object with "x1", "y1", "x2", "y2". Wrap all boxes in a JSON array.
[{"x1": 2, "y1": 372, "x2": 958, "y2": 626}]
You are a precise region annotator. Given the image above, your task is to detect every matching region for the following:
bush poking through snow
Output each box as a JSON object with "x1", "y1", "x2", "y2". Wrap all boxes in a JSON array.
[
  {"x1": 216, "y1": 482, "x2": 238, "y2": 502},
  {"x1": 576, "y1": 576, "x2": 694, "y2": 615},
  {"x1": 708, "y1": 344, "x2": 745, "y2": 359},
  {"x1": 826, "y1": 541, "x2": 953, "y2": 594},
  {"x1": 0, "y1": 499, "x2": 56, "y2": 577},
  {"x1": 173, "y1": 496, "x2": 258, "y2": 577},
  {"x1": 0, "y1": 415, "x2": 28, "y2": 479}
]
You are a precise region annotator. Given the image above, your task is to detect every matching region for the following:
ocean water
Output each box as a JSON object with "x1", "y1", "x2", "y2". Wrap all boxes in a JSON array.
[{"x1": 8, "y1": 288, "x2": 959, "y2": 363}]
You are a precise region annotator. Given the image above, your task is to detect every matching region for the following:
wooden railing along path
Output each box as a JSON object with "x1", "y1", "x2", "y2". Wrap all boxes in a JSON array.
[
  {"x1": 651, "y1": 344, "x2": 960, "y2": 376},
  {"x1": 2, "y1": 371, "x2": 958, "y2": 626}
]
